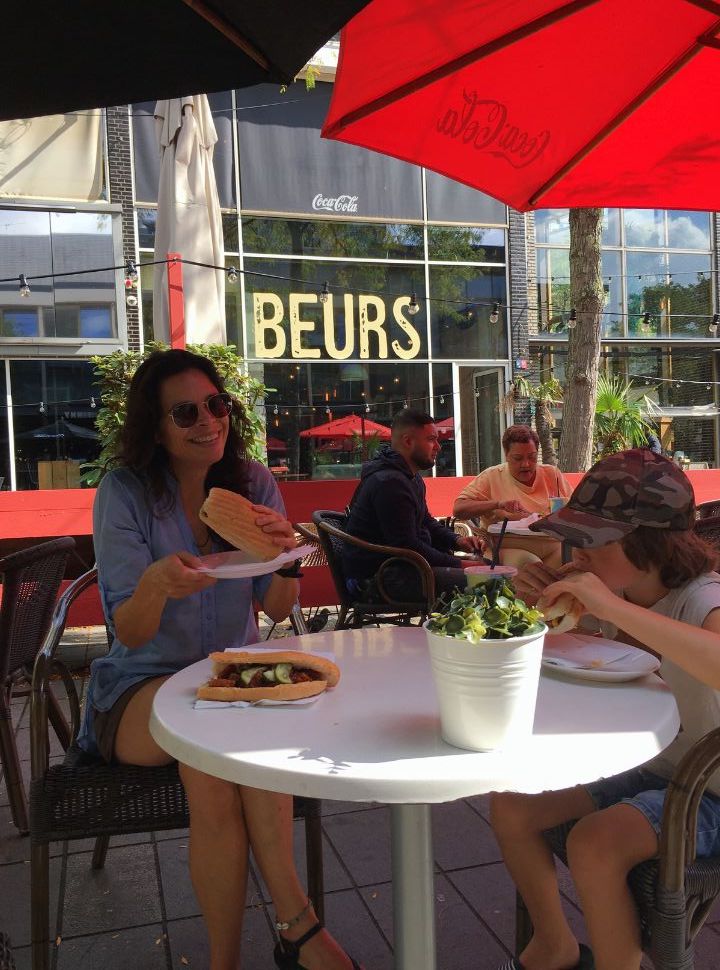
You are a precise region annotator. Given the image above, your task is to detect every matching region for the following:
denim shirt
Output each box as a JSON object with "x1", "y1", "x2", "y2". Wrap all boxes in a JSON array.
[{"x1": 77, "y1": 462, "x2": 283, "y2": 753}]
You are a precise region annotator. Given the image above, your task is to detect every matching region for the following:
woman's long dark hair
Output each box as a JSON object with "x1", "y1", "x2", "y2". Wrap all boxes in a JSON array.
[{"x1": 118, "y1": 349, "x2": 253, "y2": 504}]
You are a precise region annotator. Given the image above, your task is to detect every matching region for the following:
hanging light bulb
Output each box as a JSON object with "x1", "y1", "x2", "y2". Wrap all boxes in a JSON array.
[
  {"x1": 126, "y1": 293, "x2": 138, "y2": 308},
  {"x1": 489, "y1": 301, "x2": 500, "y2": 325},
  {"x1": 39, "y1": 400, "x2": 45, "y2": 414},
  {"x1": 90, "y1": 396, "x2": 96, "y2": 409},
  {"x1": 440, "y1": 395, "x2": 445, "y2": 405},
  {"x1": 273, "y1": 405, "x2": 279, "y2": 415},
  {"x1": 709, "y1": 313, "x2": 720, "y2": 336},
  {"x1": 404, "y1": 400, "x2": 408, "y2": 409},
  {"x1": 407, "y1": 292, "x2": 420, "y2": 315},
  {"x1": 365, "y1": 403, "x2": 370, "y2": 413},
  {"x1": 227, "y1": 266, "x2": 238, "y2": 284},
  {"x1": 124, "y1": 260, "x2": 138, "y2": 286},
  {"x1": 19, "y1": 274, "x2": 31, "y2": 297},
  {"x1": 319, "y1": 281, "x2": 330, "y2": 304},
  {"x1": 567, "y1": 308, "x2": 577, "y2": 329},
  {"x1": 643, "y1": 312, "x2": 651, "y2": 327}
]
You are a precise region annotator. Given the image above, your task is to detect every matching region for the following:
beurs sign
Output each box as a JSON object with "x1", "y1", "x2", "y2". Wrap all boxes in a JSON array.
[{"x1": 253, "y1": 292, "x2": 422, "y2": 360}]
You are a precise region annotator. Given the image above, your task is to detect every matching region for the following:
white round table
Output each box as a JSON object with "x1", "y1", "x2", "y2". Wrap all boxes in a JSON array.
[{"x1": 150, "y1": 626, "x2": 680, "y2": 970}]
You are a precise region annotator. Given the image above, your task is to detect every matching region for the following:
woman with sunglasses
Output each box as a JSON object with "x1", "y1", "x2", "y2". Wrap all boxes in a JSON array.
[{"x1": 78, "y1": 349, "x2": 359, "y2": 970}]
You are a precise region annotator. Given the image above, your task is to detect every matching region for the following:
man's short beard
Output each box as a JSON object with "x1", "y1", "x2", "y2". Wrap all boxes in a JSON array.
[{"x1": 411, "y1": 448, "x2": 435, "y2": 471}]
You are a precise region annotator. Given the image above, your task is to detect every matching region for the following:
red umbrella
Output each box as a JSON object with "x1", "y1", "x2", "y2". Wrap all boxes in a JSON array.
[
  {"x1": 324, "y1": 0, "x2": 720, "y2": 211},
  {"x1": 266, "y1": 436, "x2": 287, "y2": 452},
  {"x1": 435, "y1": 417, "x2": 455, "y2": 439},
  {"x1": 300, "y1": 414, "x2": 391, "y2": 439}
]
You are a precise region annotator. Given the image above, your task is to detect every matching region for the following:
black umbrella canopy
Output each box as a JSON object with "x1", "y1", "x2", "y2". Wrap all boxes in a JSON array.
[{"x1": 0, "y1": 0, "x2": 372, "y2": 121}]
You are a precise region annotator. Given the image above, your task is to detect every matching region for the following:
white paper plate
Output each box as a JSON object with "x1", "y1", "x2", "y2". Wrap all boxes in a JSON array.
[
  {"x1": 542, "y1": 632, "x2": 661, "y2": 682},
  {"x1": 195, "y1": 544, "x2": 314, "y2": 579},
  {"x1": 488, "y1": 513, "x2": 543, "y2": 536}
]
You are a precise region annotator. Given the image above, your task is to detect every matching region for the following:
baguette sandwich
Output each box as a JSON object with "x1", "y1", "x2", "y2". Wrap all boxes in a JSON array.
[
  {"x1": 537, "y1": 590, "x2": 583, "y2": 635},
  {"x1": 197, "y1": 650, "x2": 341, "y2": 702},
  {"x1": 199, "y1": 487, "x2": 280, "y2": 561}
]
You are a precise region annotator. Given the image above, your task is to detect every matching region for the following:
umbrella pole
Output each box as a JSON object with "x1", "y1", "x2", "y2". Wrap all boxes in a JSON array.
[
  {"x1": 167, "y1": 253, "x2": 186, "y2": 349},
  {"x1": 360, "y1": 411, "x2": 367, "y2": 462}
]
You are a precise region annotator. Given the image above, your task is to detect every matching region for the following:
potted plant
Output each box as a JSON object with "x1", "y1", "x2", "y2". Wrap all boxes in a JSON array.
[{"x1": 425, "y1": 579, "x2": 546, "y2": 751}]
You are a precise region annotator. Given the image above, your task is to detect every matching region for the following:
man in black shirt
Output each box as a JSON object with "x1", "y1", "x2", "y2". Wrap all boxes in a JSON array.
[{"x1": 342, "y1": 409, "x2": 484, "y2": 600}]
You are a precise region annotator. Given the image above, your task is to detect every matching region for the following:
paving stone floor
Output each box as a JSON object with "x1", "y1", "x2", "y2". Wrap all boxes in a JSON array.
[{"x1": 2, "y1": 618, "x2": 720, "y2": 969}]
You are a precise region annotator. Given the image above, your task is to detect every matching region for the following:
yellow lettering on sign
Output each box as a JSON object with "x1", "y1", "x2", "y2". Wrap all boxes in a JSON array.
[
  {"x1": 323, "y1": 295, "x2": 355, "y2": 359},
  {"x1": 289, "y1": 294, "x2": 321, "y2": 358},
  {"x1": 392, "y1": 298, "x2": 422, "y2": 360},
  {"x1": 253, "y1": 293, "x2": 285, "y2": 358},
  {"x1": 358, "y1": 295, "x2": 388, "y2": 359}
]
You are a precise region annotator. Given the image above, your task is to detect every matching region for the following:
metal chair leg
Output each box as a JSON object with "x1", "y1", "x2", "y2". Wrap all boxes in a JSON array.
[
  {"x1": 92, "y1": 835, "x2": 110, "y2": 869},
  {"x1": 0, "y1": 688, "x2": 29, "y2": 834},
  {"x1": 31, "y1": 842, "x2": 50, "y2": 970}
]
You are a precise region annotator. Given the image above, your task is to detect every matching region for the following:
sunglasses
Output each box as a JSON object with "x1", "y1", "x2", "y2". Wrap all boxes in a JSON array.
[{"x1": 167, "y1": 392, "x2": 233, "y2": 429}]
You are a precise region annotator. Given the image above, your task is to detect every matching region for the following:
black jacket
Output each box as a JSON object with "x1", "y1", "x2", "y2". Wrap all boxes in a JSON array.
[{"x1": 342, "y1": 445, "x2": 459, "y2": 581}]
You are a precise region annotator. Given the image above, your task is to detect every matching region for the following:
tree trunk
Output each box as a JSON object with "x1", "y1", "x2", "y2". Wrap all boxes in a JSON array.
[
  {"x1": 558, "y1": 208, "x2": 605, "y2": 472},
  {"x1": 535, "y1": 399, "x2": 557, "y2": 465}
]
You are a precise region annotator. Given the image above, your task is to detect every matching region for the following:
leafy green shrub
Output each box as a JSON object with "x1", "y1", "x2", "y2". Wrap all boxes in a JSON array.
[{"x1": 81, "y1": 342, "x2": 269, "y2": 486}]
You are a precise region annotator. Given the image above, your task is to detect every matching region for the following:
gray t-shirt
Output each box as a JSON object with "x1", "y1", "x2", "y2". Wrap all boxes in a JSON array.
[{"x1": 602, "y1": 573, "x2": 720, "y2": 794}]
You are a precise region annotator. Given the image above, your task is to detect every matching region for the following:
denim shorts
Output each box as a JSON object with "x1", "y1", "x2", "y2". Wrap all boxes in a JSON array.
[{"x1": 586, "y1": 766, "x2": 720, "y2": 859}]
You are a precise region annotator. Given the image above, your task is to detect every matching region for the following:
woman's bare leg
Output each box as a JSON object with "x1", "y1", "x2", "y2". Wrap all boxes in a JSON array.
[
  {"x1": 490, "y1": 788, "x2": 596, "y2": 970},
  {"x1": 568, "y1": 804, "x2": 658, "y2": 970},
  {"x1": 240, "y1": 785, "x2": 356, "y2": 970},
  {"x1": 113, "y1": 676, "x2": 173, "y2": 766},
  {"x1": 113, "y1": 678, "x2": 249, "y2": 970},
  {"x1": 180, "y1": 764, "x2": 249, "y2": 970}
]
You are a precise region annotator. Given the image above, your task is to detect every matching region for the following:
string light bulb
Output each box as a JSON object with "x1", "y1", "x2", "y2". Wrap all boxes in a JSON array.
[
  {"x1": 319, "y1": 281, "x2": 330, "y2": 304},
  {"x1": 440, "y1": 395, "x2": 445, "y2": 405},
  {"x1": 90, "y1": 396, "x2": 96, "y2": 409},
  {"x1": 39, "y1": 400, "x2": 45, "y2": 414},
  {"x1": 19, "y1": 274, "x2": 30, "y2": 297},
  {"x1": 567, "y1": 308, "x2": 577, "y2": 329},
  {"x1": 407, "y1": 292, "x2": 420, "y2": 315},
  {"x1": 489, "y1": 301, "x2": 500, "y2": 325},
  {"x1": 365, "y1": 403, "x2": 370, "y2": 413},
  {"x1": 126, "y1": 293, "x2": 138, "y2": 308},
  {"x1": 709, "y1": 313, "x2": 720, "y2": 336},
  {"x1": 273, "y1": 405, "x2": 279, "y2": 415},
  {"x1": 227, "y1": 266, "x2": 238, "y2": 284},
  {"x1": 643, "y1": 312, "x2": 651, "y2": 327}
]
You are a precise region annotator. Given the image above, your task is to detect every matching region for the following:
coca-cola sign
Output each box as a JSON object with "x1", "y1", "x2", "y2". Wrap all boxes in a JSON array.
[
  {"x1": 436, "y1": 90, "x2": 550, "y2": 169},
  {"x1": 312, "y1": 193, "x2": 359, "y2": 213}
]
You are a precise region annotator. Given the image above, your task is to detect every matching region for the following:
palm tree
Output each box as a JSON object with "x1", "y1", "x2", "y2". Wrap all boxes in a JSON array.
[{"x1": 593, "y1": 374, "x2": 653, "y2": 458}]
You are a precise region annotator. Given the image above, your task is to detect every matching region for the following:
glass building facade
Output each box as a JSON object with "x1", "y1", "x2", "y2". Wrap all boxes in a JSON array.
[{"x1": 0, "y1": 80, "x2": 718, "y2": 488}]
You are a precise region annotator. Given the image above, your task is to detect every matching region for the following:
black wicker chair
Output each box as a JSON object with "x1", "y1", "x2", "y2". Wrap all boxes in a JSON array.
[
  {"x1": 0, "y1": 933, "x2": 16, "y2": 970},
  {"x1": 30, "y1": 568, "x2": 324, "y2": 970},
  {"x1": 0, "y1": 537, "x2": 75, "y2": 835},
  {"x1": 312, "y1": 510, "x2": 435, "y2": 629},
  {"x1": 695, "y1": 514, "x2": 720, "y2": 548},
  {"x1": 696, "y1": 500, "x2": 720, "y2": 520},
  {"x1": 516, "y1": 727, "x2": 720, "y2": 970}
]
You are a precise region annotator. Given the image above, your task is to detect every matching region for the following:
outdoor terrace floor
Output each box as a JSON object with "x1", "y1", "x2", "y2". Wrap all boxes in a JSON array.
[{"x1": 2, "y1": 620, "x2": 720, "y2": 969}]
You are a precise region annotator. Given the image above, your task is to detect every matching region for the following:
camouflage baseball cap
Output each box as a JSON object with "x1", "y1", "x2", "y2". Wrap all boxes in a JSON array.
[{"x1": 529, "y1": 448, "x2": 696, "y2": 548}]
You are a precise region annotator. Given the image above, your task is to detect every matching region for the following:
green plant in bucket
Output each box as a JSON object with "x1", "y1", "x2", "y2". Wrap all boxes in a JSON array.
[{"x1": 427, "y1": 579, "x2": 544, "y2": 643}]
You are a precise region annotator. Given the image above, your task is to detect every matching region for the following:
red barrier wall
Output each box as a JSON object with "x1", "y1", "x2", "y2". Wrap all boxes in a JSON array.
[{"x1": 3, "y1": 470, "x2": 720, "y2": 625}]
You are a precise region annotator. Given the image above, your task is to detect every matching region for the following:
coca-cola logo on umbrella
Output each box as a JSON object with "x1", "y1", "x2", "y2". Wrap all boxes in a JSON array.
[
  {"x1": 312, "y1": 193, "x2": 359, "y2": 213},
  {"x1": 436, "y1": 91, "x2": 551, "y2": 169}
]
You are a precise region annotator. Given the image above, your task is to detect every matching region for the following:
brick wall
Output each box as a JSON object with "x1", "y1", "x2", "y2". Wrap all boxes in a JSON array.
[
  {"x1": 507, "y1": 207, "x2": 532, "y2": 426},
  {"x1": 106, "y1": 105, "x2": 140, "y2": 351}
]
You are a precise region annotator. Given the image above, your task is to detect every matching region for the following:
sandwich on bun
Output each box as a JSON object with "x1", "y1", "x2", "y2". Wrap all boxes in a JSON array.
[
  {"x1": 197, "y1": 650, "x2": 340, "y2": 702},
  {"x1": 199, "y1": 487, "x2": 280, "y2": 561},
  {"x1": 537, "y1": 591, "x2": 583, "y2": 635}
]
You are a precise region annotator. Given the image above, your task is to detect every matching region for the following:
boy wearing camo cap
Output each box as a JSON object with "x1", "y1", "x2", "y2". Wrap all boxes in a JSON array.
[{"x1": 490, "y1": 449, "x2": 720, "y2": 970}]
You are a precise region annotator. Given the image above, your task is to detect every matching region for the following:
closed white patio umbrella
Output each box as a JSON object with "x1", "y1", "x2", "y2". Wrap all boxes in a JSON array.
[{"x1": 153, "y1": 95, "x2": 225, "y2": 345}]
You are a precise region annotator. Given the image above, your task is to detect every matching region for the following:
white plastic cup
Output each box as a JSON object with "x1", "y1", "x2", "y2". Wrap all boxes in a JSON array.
[{"x1": 424, "y1": 621, "x2": 546, "y2": 751}]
